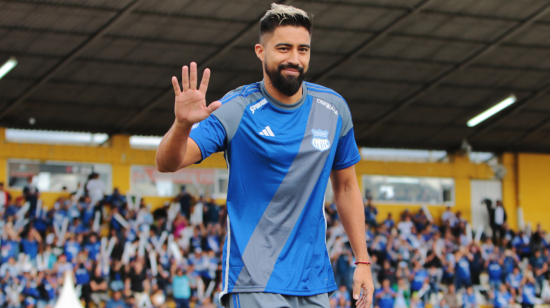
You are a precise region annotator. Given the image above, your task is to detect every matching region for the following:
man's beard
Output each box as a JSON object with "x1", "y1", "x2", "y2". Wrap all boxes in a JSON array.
[{"x1": 265, "y1": 62, "x2": 306, "y2": 97}]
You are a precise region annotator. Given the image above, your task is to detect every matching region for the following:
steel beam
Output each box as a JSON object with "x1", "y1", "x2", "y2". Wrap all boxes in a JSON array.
[
  {"x1": 6, "y1": 23, "x2": 550, "y2": 54},
  {"x1": 0, "y1": 0, "x2": 145, "y2": 119},
  {"x1": 355, "y1": 3, "x2": 550, "y2": 139},
  {"x1": 507, "y1": 117, "x2": 550, "y2": 150},
  {"x1": 310, "y1": 0, "x2": 435, "y2": 83},
  {"x1": 114, "y1": 0, "x2": 295, "y2": 132},
  {"x1": 0, "y1": 0, "x2": 120, "y2": 12}
]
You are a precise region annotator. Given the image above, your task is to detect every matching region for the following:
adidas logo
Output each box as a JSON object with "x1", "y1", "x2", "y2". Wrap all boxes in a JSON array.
[{"x1": 259, "y1": 126, "x2": 275, "y2": 137}]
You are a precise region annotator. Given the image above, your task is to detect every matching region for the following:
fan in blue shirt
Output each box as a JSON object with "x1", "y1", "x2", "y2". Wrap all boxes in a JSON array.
[
  {"x1": 21, "y1": 229, "x2": 40, "y2": 260},
  {"x1": 492, "y1": 284, "x2": 513, "y2": 308},
  {"x1": 506, "y1": 267, "x2": 522, "y2": 291},
  {"x1": 64, "y1": 235, "x2": 81, "y2": 263},
  {"x1": 455, "y1": 250, "x2": 473, "y2": 290},
  {"x1": 410, "y1": 262, "x2": 428, "y2": 292},
  {"x1": 84, "y1": 234, "x2": 101, "y2": 262},
  {"x1": 521, "y1": 278, "x2": 537, "y2": 307},
  {"x1": 462, "y1": 286, "x2": 476, "y2": 308},
  {"x1": 374, "y1": 280, "x2": 396, "y2": 308},
  {"x1": 486, "y1": 256, "x2": 504, "y2": 290}
]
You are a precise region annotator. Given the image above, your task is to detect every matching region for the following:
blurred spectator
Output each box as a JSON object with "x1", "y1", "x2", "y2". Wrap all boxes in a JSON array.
[
  {"x1": 174, "y1": 186, "x2": 193, "y2": 220},
  {"x1": 443, "y1": 284, "x2": 459, "y2": 308},
  {"x1": 492, "y1": 283, "x2": 513, "y2": 308},
  {"x1": 2, "y1": 182, "x2": 550, "y2": 308},
  {"x1": 492, "y1": 201, "x2": 507, "y2": 244},
  {"x1": 0, "y1": 182, "x2": 11, "y2": 210},
  {"x1": 106, "y1": 290, "x2": 125, "y2": 308},
  {"x1": 171, "y1": 266, "x2": 191, "y2": 308},
  {"x1": 203, "y1": 196, "x2": 220, "y2": 228},
  {"x1": 90, "y1": 266, "x2": 109, "y2": 306},
  {"x1": 520, "y1": 274, "x2": 537, "y2": 308},
  {"x1": 23, "y1": 176, "x2": 40, "y2": 219},
  {"x1": 382, "y1": 213, "x2": 394, "y2": 230},
  {"x1": 85, "y1": 173, "x2": 105, "y2": 206},
  {"x1": 374, "y1": 279, "x2": 396, "y2": 308},
  {"x1": 364, "y1": 199, "x2": 378, "y2": 228},
  {"x1": 441, "y1": 206, "x2": 456, "y2": 226},
  {"x1": 462, "y1": 285, "x2": 476, "y2": 308}
]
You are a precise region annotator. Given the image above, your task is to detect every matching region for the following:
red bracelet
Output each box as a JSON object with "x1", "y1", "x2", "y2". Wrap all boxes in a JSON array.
[{"x1": 355, "y1": 261, "x2": 371, "y2": 266}]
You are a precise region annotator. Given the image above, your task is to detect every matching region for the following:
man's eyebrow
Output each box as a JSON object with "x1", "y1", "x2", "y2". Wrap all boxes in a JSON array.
[{"x1": 275, "y1": 43, "x2": 311, "y2": 48}]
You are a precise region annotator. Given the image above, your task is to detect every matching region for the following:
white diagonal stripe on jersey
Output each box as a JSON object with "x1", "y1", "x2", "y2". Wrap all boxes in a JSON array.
[
  {"x1": 259, "y1": 131, "x2": 265, "y2": 136},
  {"x1": 261, "y1": 129, "x2": 269, "y2": 136},
  {"x1": 265, "y1": 126, "x2": 275, "y2": 137}
]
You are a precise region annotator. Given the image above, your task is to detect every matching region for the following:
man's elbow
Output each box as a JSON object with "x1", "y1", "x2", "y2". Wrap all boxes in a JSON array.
[{"x1": 155, "y1": 158, "x2": 177, "y2": 173}]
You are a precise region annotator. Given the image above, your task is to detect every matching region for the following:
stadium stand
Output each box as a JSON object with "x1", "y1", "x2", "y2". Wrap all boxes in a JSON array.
[{"x1": 1, "y1": 179, "x2": 549, "y2": 308}]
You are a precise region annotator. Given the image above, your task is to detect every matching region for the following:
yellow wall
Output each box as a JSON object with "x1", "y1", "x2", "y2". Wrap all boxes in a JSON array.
[
  {"x1": 501, "y1": 153, "x2": 519, "y2": 230},
  {"x1": 517, "y1": 153, "x2": 550, "y2": 230},
  {"x1": 1, "y1": 127, "x2": 537, "y2": 230},
  {"x1": 0, "y1": 128, "x2": 227, "y2": 209},
  {"x1": 355, "y1": 154, "x2": 497, "y2": 225}
]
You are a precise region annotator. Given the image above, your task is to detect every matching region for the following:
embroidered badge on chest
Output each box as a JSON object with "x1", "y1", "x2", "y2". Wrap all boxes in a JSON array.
[{"x1": 311, "y1": 129, "x2": 331, "y2": 151}]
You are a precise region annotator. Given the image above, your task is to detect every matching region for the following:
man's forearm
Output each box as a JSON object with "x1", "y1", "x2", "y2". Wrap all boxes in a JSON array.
[
  {"x1": 156, "y1": 120, "x2": 191, "y2": 172},
  {"x1": 334, "y1": 182, "x2": 369, "y2": 262}
]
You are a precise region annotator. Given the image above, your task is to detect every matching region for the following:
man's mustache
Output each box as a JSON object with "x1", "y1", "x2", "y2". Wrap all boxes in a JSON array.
[{"x1": 278, "y1": 63, "x2": 304, "y2": 73}]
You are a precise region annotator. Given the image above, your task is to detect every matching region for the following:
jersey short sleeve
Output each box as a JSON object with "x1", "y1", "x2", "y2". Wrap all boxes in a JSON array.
[
  {"x1": 332, "y1": 127, "x2": 361, "y2": 170},
  {"x1": 189, "y1": 115, "x2": 227, "y2": 162}
]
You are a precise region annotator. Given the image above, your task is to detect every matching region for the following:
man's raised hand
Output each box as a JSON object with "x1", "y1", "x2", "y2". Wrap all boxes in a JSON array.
[{"x1": 172, "y1": 62, "x2": 221, "y2": 129}]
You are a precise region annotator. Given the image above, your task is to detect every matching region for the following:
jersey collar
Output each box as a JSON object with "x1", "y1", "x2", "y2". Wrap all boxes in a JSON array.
[{"x1": 260, "y1": 80, "x2": 308, "y2": 111}]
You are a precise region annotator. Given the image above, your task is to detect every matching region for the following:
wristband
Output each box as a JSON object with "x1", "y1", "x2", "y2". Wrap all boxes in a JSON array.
[{"x1": 354, "y1": 261, "x2": 371, "y2": 266}]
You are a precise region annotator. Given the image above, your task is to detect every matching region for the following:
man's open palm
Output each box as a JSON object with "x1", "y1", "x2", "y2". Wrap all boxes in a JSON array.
[{"x1": 171, "y1": 62, "x2": 221, "y2": 129}]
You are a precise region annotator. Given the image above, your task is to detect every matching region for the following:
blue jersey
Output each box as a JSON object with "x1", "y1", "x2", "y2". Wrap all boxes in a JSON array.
[
  {"x1": 456, "y1": 257, "x2": 471, "y2": 279},
  {"x1": 43, "y1": 280, "x2": 55, "y2": 300},
  {"x1": 411, "y1": 269, "x2": 428, "y2": 291},
  {"x1": 21, "y1": 239, "x2": 39, "y2": 260},
  {"x1": 64, "y1": 241, "x2": 81, "y2": 263},
  {"x1": 522, "y1": 283, "x2": 536, "y2": 304},
  {"x1": 75, "y1": 266, "x2": 90, "y2": 285},
  {"x1": 190, "y1": 81, "x2": 360, "y2": 297},
  {"x1": 506, "y1": 272, "x2": 522, "y2": 289},
  {"x1": 488, "y1": 261, "x2": 503, "y2": 281},
  {"x1": 375, "y1": 289, "x2": 396, "y2": 308},
  {"x1": 1, "y1": 240, "x2": 19, "y2": 263},
  {"x1": 84, "y1": 242, "x2": 101, "y2": 261},
  {"x1": 494, "y1": 291, "x2": 511, "y2": 308},
  {"x1": 463, "y1": 293, "x2": 476, "y2": 308}
]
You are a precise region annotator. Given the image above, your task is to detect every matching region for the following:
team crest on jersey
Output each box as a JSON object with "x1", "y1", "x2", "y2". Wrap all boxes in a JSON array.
[{"x1": 311, "y1": 129, "x2": 331, "y2": 151}]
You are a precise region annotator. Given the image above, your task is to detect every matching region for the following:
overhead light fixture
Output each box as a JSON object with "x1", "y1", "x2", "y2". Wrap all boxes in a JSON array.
[
  {"x1": 467, "y1": 94, "x2": 517, "y2": 127},
  {"x1": 0, "y1": 57, "x2": 17, "y2": 80}
]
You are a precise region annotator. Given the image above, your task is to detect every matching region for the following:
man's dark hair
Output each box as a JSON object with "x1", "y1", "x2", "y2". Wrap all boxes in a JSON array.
[{"x1": 260, "y1": 3, "x2": 312, "y2": 42}]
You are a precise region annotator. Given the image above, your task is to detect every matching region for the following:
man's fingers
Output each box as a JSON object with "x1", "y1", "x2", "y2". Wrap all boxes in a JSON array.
[
  {"x1": 190, "y1": 62, "x2": 198, "y2": 90},
  {"x1": 208, "y1": 101, "x2": 221, "y2": 113},
  {"x1": 199, "y1": 68, "x2": 211, "y2": 94},
  {"x1": 182, "y1": 66, "x2": 189, "y2": 91},
  {"x1": 352, "y1": 282, "x2": 362, "y2": 301},
  {"x1": 360, "y1": 292, "x2": 371, "y2": 308},
  {"x1": 172, "y1": 77, "x2": 181, "y2": 96},
  {"x1": 355, "y1": 287, "x2": 370, "y2": 308}
]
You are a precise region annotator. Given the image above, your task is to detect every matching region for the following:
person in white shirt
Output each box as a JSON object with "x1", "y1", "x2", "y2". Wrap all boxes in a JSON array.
[
  {"x1": 397, "y1": 216, "x2": 415, "y2": 237},
  {"x1": 86, "y1": 173, "x2": 105, "y2": 206},
  {"x1": 441, "y1": 206, "x2": 457, "y2": 226}
]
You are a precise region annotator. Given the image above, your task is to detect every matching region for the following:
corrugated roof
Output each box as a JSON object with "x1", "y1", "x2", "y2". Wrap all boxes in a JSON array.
[{"x1": 0, "y1": 0, "x2": 549, "y2": 153}]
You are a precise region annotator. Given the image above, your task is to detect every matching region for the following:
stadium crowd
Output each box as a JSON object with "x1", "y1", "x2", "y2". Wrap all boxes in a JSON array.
[{"x1": 0, "y1": 177, "x2": 549, "y2": 308}]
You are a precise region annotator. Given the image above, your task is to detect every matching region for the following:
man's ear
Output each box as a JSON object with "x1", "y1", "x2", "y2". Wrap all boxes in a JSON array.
[{"x1": 255, "y1": 44, "x2": 265, "y2": 62}]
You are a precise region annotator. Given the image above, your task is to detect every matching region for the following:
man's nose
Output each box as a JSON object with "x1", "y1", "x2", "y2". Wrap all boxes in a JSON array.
[{"x1": 287, "y1": 49, "x2": 300, "y2": 65}]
